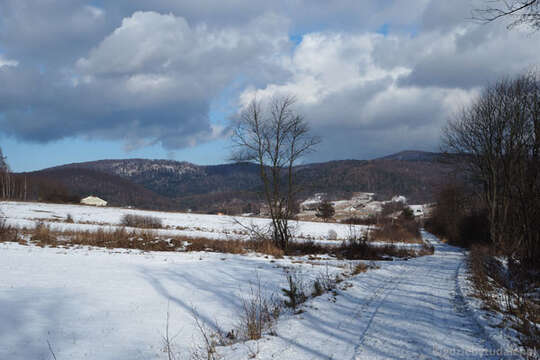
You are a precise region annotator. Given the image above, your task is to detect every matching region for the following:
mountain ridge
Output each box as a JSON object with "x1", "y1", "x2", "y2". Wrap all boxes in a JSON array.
[{"x1": 20, "y1": 150, "x2": 454, "y2": 213}]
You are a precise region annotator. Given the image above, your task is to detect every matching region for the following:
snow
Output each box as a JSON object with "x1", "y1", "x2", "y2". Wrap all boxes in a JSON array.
[
  {"x1": 457, "y1": 257, "x2": 529, "y2": 358},
  {"x1": 0, "y1": 242, "x2": 342, "y2": 359},
  {"x1": 0, "y1": 201, "x2": 526, "y2": 359},
  {"x1": 219, "y1": 232, "x2": 522, "y2": 359},
  {"x1": 1, "y1": 201, "x2": 367, "y2": 242},
  {"x1": 408, "y1": 204, "x2": 424, "y2": 216},
  {"x1": 390, "y1": 195, "x2": 407, "y2": 204}
]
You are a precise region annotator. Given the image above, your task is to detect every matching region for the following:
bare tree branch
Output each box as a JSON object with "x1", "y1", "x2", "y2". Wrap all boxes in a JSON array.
[
  {"x1": 230, "y1": 96, "x2": 320, "y2": 249},
  {"x1": 472, "y1": 0, "x2": 540, "y2": 29}
]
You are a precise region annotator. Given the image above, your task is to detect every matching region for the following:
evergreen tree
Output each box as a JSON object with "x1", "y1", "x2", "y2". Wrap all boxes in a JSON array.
[{"x1": 316, "y1": 199, "x2": 335, "y2": 222}]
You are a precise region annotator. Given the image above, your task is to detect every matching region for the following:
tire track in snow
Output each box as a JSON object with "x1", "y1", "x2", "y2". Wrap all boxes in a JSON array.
[
  {"x1": 351, "y1": 262, "x2": 422, "y2": 359},
  {"x1": 268, "y1": 262, "x2": 415, "y2": 360},
  {"x1": 351, "y1": 232, "x2": 510, "y2": 360}
]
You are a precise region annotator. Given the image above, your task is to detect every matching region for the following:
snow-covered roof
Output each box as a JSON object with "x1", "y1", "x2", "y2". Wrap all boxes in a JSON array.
[{"x1": 81, "y1": 196, "x2": 107, "y2": 206}]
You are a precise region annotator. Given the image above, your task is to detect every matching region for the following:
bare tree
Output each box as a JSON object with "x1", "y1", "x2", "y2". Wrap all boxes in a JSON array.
[
  {"x1": 0, "y1": 146, "x2": 13, "y2": 199},
  {"x1": 473, "y1": 0, "x2": 540, "y2": 29},
  {"x1": 0, "y1": 147, "x2": 7, "y2": 172},
  {"x1": 231, "y1": 96, "x2": 320, "y2": 249},
  {"x1": 442, "y1": 72, "x2": 540, "y2": 265}
]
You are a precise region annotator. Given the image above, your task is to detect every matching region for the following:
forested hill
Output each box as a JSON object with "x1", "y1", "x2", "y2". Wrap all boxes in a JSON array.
[{"x1": 23, "y1": 150, "x2": 456, "y2": 212}]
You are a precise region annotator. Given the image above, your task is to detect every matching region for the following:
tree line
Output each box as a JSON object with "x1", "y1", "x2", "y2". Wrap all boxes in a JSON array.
[
  {"x1": 0, "y1": 148, "x2": 80, "y2": 203},
  {"x1": 428, "y1": 72, "x2": 539, "y2": 269}
]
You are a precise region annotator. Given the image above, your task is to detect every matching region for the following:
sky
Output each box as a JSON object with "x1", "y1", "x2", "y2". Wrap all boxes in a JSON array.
[{"x1": 1, "y1": 0, "x2": 540, "y2": 172}]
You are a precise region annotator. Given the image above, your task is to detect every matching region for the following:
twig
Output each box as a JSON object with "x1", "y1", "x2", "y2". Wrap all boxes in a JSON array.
[{"x1": 47, "y1": 340, "x2": 57, "y2": 360}]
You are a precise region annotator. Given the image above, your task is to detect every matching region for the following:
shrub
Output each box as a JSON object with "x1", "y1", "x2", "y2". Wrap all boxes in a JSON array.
[
  {"x1": 0, "y1": 218, "x2": 19, "y2": 243},
  {"x1": 468, "y1": 245, "x2": 540, "y2": 355},
  {"x1": 425, "y1": 183, "x2": 490, "y2": 248},
  {"x1": 401, "y1": 207, "x2": 414, "y2": 220},
  {"x1": 351, "y1": 262, "x2": 369, "y2": 275},
  {"x1": 239, "y1": 281, "x2": 280, "y2": 340},
  {"x1": 120, "y1": 214, "x2": 163, "y2": 229},
  {"x1": 281, "y1": 272, "x2": 307, "y2": 311},
  {"x1": 341, "y1": 216, "x2": 378, "y2": 225},
  {"x1": 312, "y1": 279, "x2": 324, "y2": 297},
  {"x1": 327, "y1": 229, "x2": 338, "y2": 240},
  {"x1": 314, "y1": 265, "x2": 338, "y2": 292},
  {"x1": 370, "y1": 218, "x2": 421, "y2": 244},
  {"x1": 31, "y1": 222, "x2": 57, "y2": 246},
  {"x1": 316, "y1": 199, "x2": 335, "y2": 222}
]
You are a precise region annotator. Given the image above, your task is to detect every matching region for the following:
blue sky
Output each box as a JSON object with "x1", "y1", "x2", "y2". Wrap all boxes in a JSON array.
[{"x1": 1, "y1": 0, "x2": 540, "y2": 172}]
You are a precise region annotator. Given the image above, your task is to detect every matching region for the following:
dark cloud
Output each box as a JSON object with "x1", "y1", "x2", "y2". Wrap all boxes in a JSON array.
[
  {"x1": 1, "y1": 0, "x2": 540, "y2": 160},
  {"x1": 0, "y1": 10, "x2": 289, "y2": 150},
  {"x1": 0, "y1": 0, "x2": 110, "y2": 65}
]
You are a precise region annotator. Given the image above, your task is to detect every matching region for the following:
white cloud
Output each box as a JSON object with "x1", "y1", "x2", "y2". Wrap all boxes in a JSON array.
[
  {"x1": 0, "y1": 55, "x2": 18, "y2": 68},
  {"x1": 2, "y1": 0, "x2": 540, "y2": 160}
]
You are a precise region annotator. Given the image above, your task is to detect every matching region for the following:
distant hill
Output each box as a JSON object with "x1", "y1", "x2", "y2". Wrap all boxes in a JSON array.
[
  {"x1": 375, "y1": 150, "x2": 441, "y2": 162},
  {"x1": 23, "y1": 167, "x2": 178, "y2": 210},
  {"x1": 22, "y1": 150, "x2": 457, "y2": 213}
]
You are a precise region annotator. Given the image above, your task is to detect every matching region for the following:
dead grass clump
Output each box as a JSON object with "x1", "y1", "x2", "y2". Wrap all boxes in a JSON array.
[
  {"x1": 120, "y1": 214, "x2": 163, "y2": 229},
  {"x1": 239, "y1": 281, "x2": 281, "y2": 340},
  {"x1": 31, "y1": 222, "x2": 57, "y2": 247},
  {"x1": 246, "y1": 239, "x2": 284, "y2": 258},
  {"x1": 68, "y1": 228, "x2": 184, "y2": 251},
  {"x1": 418, "y1": 243, "x2": 435, "y2": 256},
  {"x1": 185, "y1": 237, "x2": 247, "y2": 254},
  {"x1": 468, "y1": 245, "x2": 496, "y2": 305},
  {"x1": 468, "y1": 245, "x2": 540, "y2": 356},
  {"x1": 370, "y1": 219, "x2": 422, "y2": 244},
  {"x1": 184, "y1": 237, "x2": 285, "y2": 257},
  {"x1": 0, "y1": 218, "x2": 19, "y2": 243},
  {"x1": 351, "y1": 262, "x2": 369, "y2": 275},
  {"x1": 285, "y1": 240, "x2": 327, "y2": 256},
  {"x1": 335, "y1": 234, "x2": 383, "y2": 260},
  {"x1": 190, "y1": 279, "x2": 280, "y2": 359},
  {"x1": 334, "y1": 232, "x2": 423, "y2": 260}
]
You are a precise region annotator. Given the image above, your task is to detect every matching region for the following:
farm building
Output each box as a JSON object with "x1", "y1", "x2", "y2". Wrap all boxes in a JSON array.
[{"x1": 81, "y1": 196, "x2": 107, "y2": 207}]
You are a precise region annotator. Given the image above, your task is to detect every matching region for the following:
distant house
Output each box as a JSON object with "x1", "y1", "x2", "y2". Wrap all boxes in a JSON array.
[
  {"x1": 81, "y1": 196, "x2": 107, "y2": 207},
  {"x1": 408, "y1": 205, "x2": 424, "y2": 217}
]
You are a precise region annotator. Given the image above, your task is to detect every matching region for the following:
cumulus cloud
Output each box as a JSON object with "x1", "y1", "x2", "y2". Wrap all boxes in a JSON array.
[
  {"x1": 1, "y1": 0, "x2": 540, "y2": 160},
  {"x1": 238, "y1": 15, "x2": 540, "y2": 160},
  {"x1": 0, "y1": 10, "x2": 291, "y2": 150}
]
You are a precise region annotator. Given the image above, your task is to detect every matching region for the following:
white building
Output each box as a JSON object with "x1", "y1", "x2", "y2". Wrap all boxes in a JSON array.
[{"x1": 81, "y1": 196, "x2": 107, "y2": 207}]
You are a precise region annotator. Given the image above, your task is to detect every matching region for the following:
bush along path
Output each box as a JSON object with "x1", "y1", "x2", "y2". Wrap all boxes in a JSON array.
[{"x1": 219, "y1": 231, "x2": 518, "y2": 360}]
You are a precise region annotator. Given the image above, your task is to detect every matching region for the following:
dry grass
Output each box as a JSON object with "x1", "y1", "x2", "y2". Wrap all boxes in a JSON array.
[
  {"x1": 239, "y1": 280, "x2": 281, "y2": 340},
  {"x1": 468, "y1": 245, "x2": 540, "y2": 358},
  {"x1": 19, "y1": 223, "x2": 286, "y2": 257},
  {"x1": 16, "y1": 219, "x2": 432, "y2": 261},
  {"x1": 120, "y1": 214, "x2": 163, "y2": 229},
  {"x1": 0, "y1": 218, "x2": 19, "y2": 243},
  {"x1": 31, "y1": 222, "x2": 57, "y2": 246},
  {"x1": 351, "y1": 262, "x2": 369, "y2": 275},
  {"x1": 370, "y1": 219, "x2": 422, "y2": 244}
]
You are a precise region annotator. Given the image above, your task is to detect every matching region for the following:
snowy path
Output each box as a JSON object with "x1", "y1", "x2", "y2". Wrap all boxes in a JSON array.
[{"x1": 222, "y1": 231, "x2": 505, "y2": 359}]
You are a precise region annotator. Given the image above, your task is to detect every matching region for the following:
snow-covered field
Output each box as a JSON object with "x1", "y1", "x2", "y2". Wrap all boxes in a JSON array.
[
  {"x1": 0, "y1": 241, "x2": 330, "y2": 359},
  {"x1": 0, "y1": 201, "x2": 368, "y2": 242},
  {"x1": 0, "y1": 202, "x2": 526, "y2": 359}
]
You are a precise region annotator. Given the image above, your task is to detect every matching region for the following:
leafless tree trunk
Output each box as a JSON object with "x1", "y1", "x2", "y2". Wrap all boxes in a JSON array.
[
  {"x1": 231, "y1": 96, "x2": 320, "y2": 249},
  {"x1": 0, "y1": 146, "x2": 11, "y2": 200}
]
